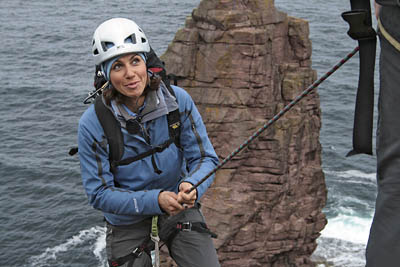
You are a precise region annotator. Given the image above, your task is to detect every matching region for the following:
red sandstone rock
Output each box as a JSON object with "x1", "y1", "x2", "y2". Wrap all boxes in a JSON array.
[{"x1": 160, "y1": 0, "x2": 327, "y2": 266}]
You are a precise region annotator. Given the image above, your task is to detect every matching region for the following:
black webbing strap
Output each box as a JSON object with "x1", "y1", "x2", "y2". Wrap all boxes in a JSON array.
[
  {"x1": 113, "y1": 138, "x2": 175, "y2": 168},
  {"x1": 167, "y1": 74, "x2": 185, "y2": 86},
  {"x1": 162, "y1": 74, "x2": 182, "y2": 149},
  {"x1": 176, "y1": 221, "x2": 218, "y2": 238},
  {"x1": 167, "y1": 109, "x2": 181, "y2": 148},
  {"x1": 342, "y1": 0, "x2": 377, "y2": 156},
  {"x1": 94, "y1": 97, "x2": 124, "y2": 173},
  {"x1": 108, "y1": 239, "x2": 151, "y2": 267},
  {"x1": 94, "y1": 96, "x2": 181, "y2": 173},
  {"x1": 163, "y1": 221, "x2": 218, "y2": 248},
  {"x1": 347, "y1": 37, "x2": 376, "y2": 156}
]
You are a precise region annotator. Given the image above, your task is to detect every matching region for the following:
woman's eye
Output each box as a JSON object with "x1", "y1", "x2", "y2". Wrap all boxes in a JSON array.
[
  {"x1": 132, "y1": 58, "x2": 140, "y2": 65},
  {"x1": 112, "y1": 63, "x2": 122, "y2": 70}
]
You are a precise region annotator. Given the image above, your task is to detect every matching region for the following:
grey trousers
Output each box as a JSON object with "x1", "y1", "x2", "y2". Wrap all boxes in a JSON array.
[
  {"x1": 365, "y1": 6, "x2": 400, "y2": 267},
  {"x1": 106, "y1": 206, "x2": 220, "y2": 267}
]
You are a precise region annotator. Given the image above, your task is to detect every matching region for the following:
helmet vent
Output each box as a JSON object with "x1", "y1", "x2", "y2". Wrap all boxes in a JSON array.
[
  {"x1": 101, "y1": 41, "x2": 114, "y2": 52},
  {"x1": 125, "y1": 34, "x2": 137, "y2": 44},
  {"x1": 93, "y1": 49, "x2": 99, "y2": 55},
  {"x1": 141, "y1": 37, "x2": 147, "y2": 44}
]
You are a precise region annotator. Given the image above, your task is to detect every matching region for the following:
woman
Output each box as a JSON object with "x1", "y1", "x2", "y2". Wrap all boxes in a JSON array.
[{"x1": 78, "y1": 18, "x2": 220, "y2": 267}]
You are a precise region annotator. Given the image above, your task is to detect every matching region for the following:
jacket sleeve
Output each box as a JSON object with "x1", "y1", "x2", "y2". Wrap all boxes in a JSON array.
[
  {"x1": 77, "y1": 107, "x2": 163, "y2": 216},
  {"x1": 174, "y1": 87, "x2": 220, "y2": 199}
]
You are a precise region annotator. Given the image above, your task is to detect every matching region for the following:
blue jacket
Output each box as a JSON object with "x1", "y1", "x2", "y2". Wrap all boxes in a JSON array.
[{"x1": 78, "y1": 85, "x2": 219, "y2": 225}]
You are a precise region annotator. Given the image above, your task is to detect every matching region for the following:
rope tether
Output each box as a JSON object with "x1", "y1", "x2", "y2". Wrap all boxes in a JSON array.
[{"x1": 189, "y1": 46, "x2": 360, "y2": 193}]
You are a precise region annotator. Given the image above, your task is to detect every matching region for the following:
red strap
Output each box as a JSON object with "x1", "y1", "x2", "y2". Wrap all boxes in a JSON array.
[{"x1": 148, "y1": 67, "x2": 163, "y2": 73}]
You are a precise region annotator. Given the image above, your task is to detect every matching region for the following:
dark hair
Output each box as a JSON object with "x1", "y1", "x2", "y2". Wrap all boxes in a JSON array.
[{"x1": 103, "y1": 73, "x2": 161, "y2": 105}]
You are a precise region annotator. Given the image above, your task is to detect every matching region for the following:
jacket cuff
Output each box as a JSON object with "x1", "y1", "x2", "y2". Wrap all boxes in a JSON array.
[{"x1": 145, "y1": 189, "x2": 164, "y2": 215}]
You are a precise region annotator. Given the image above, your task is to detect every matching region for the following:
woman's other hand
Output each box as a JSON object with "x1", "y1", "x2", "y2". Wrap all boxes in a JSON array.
[
  {"x1": 177, "y1": 182, "x2": 197, "y2": 209},
  {"x1": 158, "y1": 191, "x2": 184, "y2": 216}
]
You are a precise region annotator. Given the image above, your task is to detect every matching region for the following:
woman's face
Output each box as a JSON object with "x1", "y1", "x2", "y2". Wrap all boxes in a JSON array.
[{"x1": 109, "y1": 53, "x2": 148, "y2": 100}]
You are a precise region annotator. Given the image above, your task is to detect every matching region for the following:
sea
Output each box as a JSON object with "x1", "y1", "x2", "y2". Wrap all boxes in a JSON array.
[{"x1": 0, "y1": 0, "x2": 381, "y2": 266}]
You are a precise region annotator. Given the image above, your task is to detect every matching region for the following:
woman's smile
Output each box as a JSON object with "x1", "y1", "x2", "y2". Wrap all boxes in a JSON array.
[
  {"x1": 109, "y1": 53, "x2": 148, "y2": 111},
  {"x1": 124, "y1": 81, "x2": 140, "y2": 89}
]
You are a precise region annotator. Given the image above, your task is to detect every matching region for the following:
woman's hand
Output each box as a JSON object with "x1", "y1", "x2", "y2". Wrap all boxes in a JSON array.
[
  {"x1": 157, "y1": 182, "x2": 197, "y2": 216},
  {"x1": 177, "y1": 182, "x2": 197, "y2": 209},
  {"x1": 158, "y1": 191, "x2": 184, "y2": 216}
]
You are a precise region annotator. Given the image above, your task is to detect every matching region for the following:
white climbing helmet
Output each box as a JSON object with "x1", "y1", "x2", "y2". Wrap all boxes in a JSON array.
[{"x1": 92, "y1": 18, "x2": 150, "y2": 66}]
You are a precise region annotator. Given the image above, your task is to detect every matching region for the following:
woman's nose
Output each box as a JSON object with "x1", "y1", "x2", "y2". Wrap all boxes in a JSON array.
[{"x1": 125, "y1": 65, "x2": 136, "y2": 78}]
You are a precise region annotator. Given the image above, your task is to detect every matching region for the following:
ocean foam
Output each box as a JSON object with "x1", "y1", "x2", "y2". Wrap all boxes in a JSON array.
[
  {"x1": 313, "y1": 237, "x2": 367, "y2": 267},
  {"x1": 325, "y1": 169, "x2": 376, "y2": 181},
  {"x1": 29, "y1": 226, "x2": 106, "y2": 267},
  {"x1": 321, "y1": 214, "x2": 372, "y2": 244},
  {"x1": 93, "y1": 227, "x2": 107, "y2": 266}
]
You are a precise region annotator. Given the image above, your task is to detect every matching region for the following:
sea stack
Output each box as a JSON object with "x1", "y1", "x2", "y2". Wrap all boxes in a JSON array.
[{"x1": 161, "y1": 0, "x2": 327, "y2": 266}]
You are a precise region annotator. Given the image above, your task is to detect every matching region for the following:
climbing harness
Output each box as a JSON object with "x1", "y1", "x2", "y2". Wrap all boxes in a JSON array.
[
  {"x1": 158, "y1": 205, "x2": 217, "y2": 248},
  {"x1": 107, "y1": 216, "x2": 160, "y2": 267},
  {"x1": 108, "y1": 212, "x2": 217, "y2": 267},
  {"x1": 342, "y1": 0, "x2": 377, "y2": 156},
  {"x1": 188, "y1": 46, "x2": 360, "y2": 193},
  {"x1": 160, "y1": 220, "x2": 218, "y2": 249},
  {"x1": 378, "y1": 18, "x2": 400, "y2": 52},
  {"x1": 108, "y1": 237, "x2": 151, "y2": 267}
]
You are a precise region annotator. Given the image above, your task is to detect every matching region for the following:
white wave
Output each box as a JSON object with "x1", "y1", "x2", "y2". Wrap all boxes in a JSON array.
[
  {"x1": 321, "y1": 214, "x2": 373, "y2": 244},
  {"x1": 335, "y1": 205, "x2": 358, "y2": 216},
  {"x1": 313, "y1": 236, "x2": 367, "y2": 267},
  {"x1": 29, "y1": 226, "x2": 106, "y2": 267},
  {"x1": 333, "y1": 196, "x2": 374, "y2": 213},
  {"x1": 93, "y1": 227, "x2": 107, "y2": 267},
  {"x1": 325, "y1": 169, "x2": 376, "y2": 181}
]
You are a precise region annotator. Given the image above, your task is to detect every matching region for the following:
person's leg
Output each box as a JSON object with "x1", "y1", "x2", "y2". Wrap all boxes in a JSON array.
[
  {"x1": 166, "y1": 206, "x2": 220, "y2": 267},
  {"x1": 106, "y1": 219, "x2": 153, "y2": 267},
  {"x1": 170, "y1": 230, "x2": 220, "y2": 267},
  {"x1": 366, "y1": 7, "x2": 400, "y2": 267}
]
